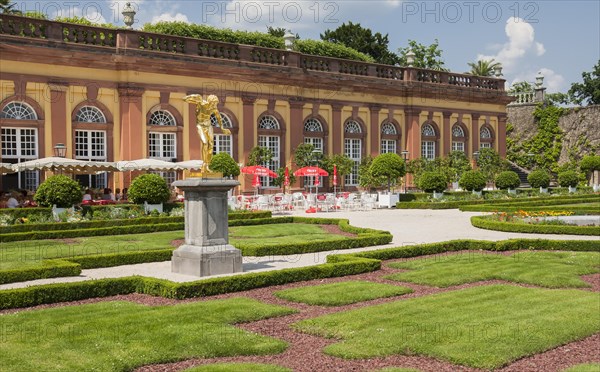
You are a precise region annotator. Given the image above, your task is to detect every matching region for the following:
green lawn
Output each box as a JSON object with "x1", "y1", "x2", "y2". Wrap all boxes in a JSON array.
[
  {"x1": 184, "y1": 363, "x2": 291, "y2": 372},
  {"x1": 274, "y1": 280, "x2": 412, "y2": 306},
  {"x1": 0, "y1": 224, "x2": 341, "y2": 271},
  {"x1": 294, "y1": 285, "x2": 600, "y2": 369},
  {"x1": 230, "y1": 223, "x2": 346, "y2": 249},
  {"x1": 385, "y1": 251, "x2": 600, "y2": 288},
  {"x1": 0, "y1": 297, "x2": 294, "y2": 371},
  {"x1": 563, "y1": 363, "x2": 600, "y2": 372}
]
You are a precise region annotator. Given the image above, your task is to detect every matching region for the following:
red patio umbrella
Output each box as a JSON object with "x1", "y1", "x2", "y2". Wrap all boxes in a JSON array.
[
  {"x1": 241, "y1": 165, "x2": 278, "y2": 178},
  {"x1": 251, "y1": 173, "x2": 261, "y2": 188},
  {"x1": 333, "y1": 165, "x2": 338, "y2": 186},
  {"x1": 284, "y1": 167, "x2": 290, "y2": 186},
  {"x1": 293, "y1": 166, "x2": 328, "y2": 177}
]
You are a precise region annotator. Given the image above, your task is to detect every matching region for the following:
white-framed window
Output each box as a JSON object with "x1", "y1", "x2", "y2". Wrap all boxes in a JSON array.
[
  {"x1": 344, "y1": 138, "x2": 361, "y2": 185},
  {"x1": 422, "y1": 141, "x2": 435, "y2": 160},
  {"x1": 211, "y1": 113, "x2": 233, "y2": 157},
  {"x1": 1, "y1": 127, "x2": 39, "y2": 190},
  {"x1": 381, "y1": 139, "x2": 397, "y2": 154},
  {"x1": 452, "y1": 141, "x2": 465, "y2": 152},
  {"x1": 345, "y1": 120, "x2": 362, "y2": 134},
  {"x1": 149, "y1": 110, "x2": 176, "y2": 126},
  {"x1": 304, "y1": 137, "x2": 323, "y2": 153},
  {"x1": 75, "y1": 130, "x2": 107, "y2": 188},
  {"x1": 422, "y1": 124, "x2": 436, "y2": 137},
  {"x1": 452, "y1": 125, "x2": 465, "y2": 137},
  {"x1": 480, "y1": 142, "x2": 492, "y2": 149},
  {"x1": 381, "y1": 122, "x2": 397, "y2": 135},
  {"x1": 258, "y1": 135, "x2": 280, "y2": 187},
  {"x1": 480, "y1": 127, "x2": 492, "y2": 139},
  {"x1": 259, "y1": 115, "x2": 280, "y2": 130},
  {"x1": 150, "y1": 171, "x2": 176, "y2": 187},
  {"x1": 148, "y1": 132, "x2": 176, "y2": 160},
  {"x1": 75, "y1": 106, "x2": 106, "y2": 123},
  {"x1": 1, "y1": 102, "x2": 37, "y2": 120},
  {"x1": 304, "y1": 118, "x2": 323, "y2": 133}
]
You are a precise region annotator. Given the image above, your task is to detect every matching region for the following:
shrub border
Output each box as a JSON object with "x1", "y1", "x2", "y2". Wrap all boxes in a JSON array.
[
  {"x1": 470, "y1": 216, "x2": 600, "y2": 236},
  {"x1": 397, "y1": 194, "x2": 599, "y2": 210},
  {"x1": 1, "y1": 238, "x2": 598, "y2": 310}
]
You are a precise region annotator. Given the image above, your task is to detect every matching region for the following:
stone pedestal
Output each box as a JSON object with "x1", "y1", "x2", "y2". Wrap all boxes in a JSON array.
[{"x1": 171, "y1": 178, "x2": 242, "y2": 277}]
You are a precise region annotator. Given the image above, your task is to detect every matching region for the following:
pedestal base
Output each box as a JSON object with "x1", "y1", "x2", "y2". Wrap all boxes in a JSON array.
[{"x1": 171, "y1": 244, "x2": 243, "y2": 277}]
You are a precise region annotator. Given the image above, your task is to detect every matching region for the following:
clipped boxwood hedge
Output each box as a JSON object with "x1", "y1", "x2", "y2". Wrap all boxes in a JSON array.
[
  {"x1": 0, "y1": 260, "x2": 81, "y2": 285},
  {"x1": 1, "y1": 238, "x2": 598, "y2": 310},
  {"x1": 398, "y1": 194, "x2": 599, "y2": 210},
  {"x1": 471, "y1": 216, "x2": 600, "y2": 236}
]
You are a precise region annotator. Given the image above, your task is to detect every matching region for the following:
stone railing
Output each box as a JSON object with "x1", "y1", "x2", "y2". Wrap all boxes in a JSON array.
[
  {"x1": 508, "y1": 91, "x2": 536, "y2": 105},
  {"x1": 0, "y1": 14, "x2": 506, "y2": 90}
]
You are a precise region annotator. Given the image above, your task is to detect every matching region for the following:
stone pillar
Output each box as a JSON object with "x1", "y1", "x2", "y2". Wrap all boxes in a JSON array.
[
  {"x1": 442, "y1": 111, "x2": 452, "y2": 156},
  {"x1": 241, "y1": 95, "x2": 256, "y2": 162},
  {"x1": 369, "y1": 105, "x2": 381, "y2": 156},
  {"x1": 171, "y1": 178, "x2": 242, "y2": 277},
  {"x1": 331, "y1": 104, "x2": 343, "y2": 154},
  {"x1": 48, "y1": 82, "x2": 69, "y2": 155},
  {"x1": 118, "y1": 84, "x2": 145, "y2": 187},
  {"x1": 187, "y1": 100, "x2": 201, "y2": 160},
  {"x1": 404, "y1": 107, "x2": 422, "y2": 187},
  {"x1": 289, "y1": 98, "x2": 305, "y2": 153},
  {"x1": 471, "y1": 113, "x2": 480, "y2": 155},
  {"x1": 497, "y1": 114, "x2": 507, "y2": 157}
]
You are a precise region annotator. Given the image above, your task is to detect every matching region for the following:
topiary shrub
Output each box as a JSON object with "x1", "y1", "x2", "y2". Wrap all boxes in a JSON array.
[
  {"x1": 34, "y1": 175, "x2": 82, "y2": 208},
  {"x1": 128, "y1": 174, "x2": 171, "y2": 204},
  {"x1": 370, "y1": 153, "x2": 406, "y2": 192},
  {"x1": 557, "y1": 170, "x2": 580, "y2": 188},
  {"x1": 528, "y1": 169, "x2": 551, "y2": 188},
  {"x1": 209, "y1": 153, "x2": 240, "y2": 178},
  {"x1": 459, "y1": 170, "x2": 487, "y2": 191},
  {"x1": 417, "y1": 172, "x2": 447, "y2": 193},
  {"x1": 495, "y1": 171, "x2": 521, "y2": 190}
]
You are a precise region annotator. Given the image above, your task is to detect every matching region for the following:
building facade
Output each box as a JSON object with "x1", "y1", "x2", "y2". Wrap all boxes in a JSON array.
[{"x1": 0, "y1": 15, "x2": 511, "y2": 192}]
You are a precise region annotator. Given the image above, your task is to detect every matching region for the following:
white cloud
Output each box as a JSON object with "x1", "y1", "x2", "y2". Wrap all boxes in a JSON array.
[
  {"x1": 478, "y1": 17, "x2": 545, "y2": 73},
  {"x1": 151, "y1": 12, "x2": 190, "y2": 24},
  {"x1": 385, "y1": 0, "x2": 402, "y2": 7},
  {"x1": 510, "y1": 68, "x2": 565, "y2": 93}
]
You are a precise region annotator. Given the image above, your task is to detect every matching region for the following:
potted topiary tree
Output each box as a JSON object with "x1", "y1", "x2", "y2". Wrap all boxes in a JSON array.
[
  {"x1": 209, "y1": 152, "x2": 240, "y2": 179},
  {"x1": 527, "y1": 169, "x2": 551, "y2": 193},
  {"x1": 370, "y1": 153, "x2": 406, "y2": 208},
  {"x1": 495, "y1": 170, "x2": 521, "y2": 194},
  {"x1": 459, "y1": 170, "x2": 487, "y2": 196},
  {"x1": 33, "y1": 175, "x2": 83, "y2": 220},
  {"x1": 580, "y1": 154, "x2": 600, "y2": 192},
  {"x1": 417, "y1": 171, "x2": 447, "y2": 199},
  {"x1": 558, "y1": 170, "x2": 580, "y2": 193},
  {"x1": 128, "y1": 174, "x2": 171, "y2": 213}
]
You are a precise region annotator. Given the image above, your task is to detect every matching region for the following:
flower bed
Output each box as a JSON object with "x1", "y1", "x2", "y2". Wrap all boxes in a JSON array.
[{"x1": 471, "y1": 211, "x2": 600, "y2": 236}]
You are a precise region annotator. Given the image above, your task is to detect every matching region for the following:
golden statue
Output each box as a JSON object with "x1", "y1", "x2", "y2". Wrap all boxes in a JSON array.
[{"x1": 183, "y1": 94, "x2": 231, "y2": 173}]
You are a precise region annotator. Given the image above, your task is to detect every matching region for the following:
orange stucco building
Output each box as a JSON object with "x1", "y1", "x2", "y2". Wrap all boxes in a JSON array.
[{"x1": 0, "y1": 15, "x2": 511, "y2": 192}]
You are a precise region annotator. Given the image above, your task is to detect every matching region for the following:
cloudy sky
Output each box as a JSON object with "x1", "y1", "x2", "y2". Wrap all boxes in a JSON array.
[{"x1": 20, "y1": 1, "x2": 599, "y2": 93}]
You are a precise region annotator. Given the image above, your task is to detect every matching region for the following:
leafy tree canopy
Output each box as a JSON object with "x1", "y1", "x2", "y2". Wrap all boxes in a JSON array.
[
  {"x1": 568, "y1": 59, "x2": 600, "y2": 106},
  {"x1": 370, "y1": 153, "x2": 406, "y2": 192},
  {"x1": 209, "y1": 152, "x2": 240, "y2": 178},
  {"x1": 398, "y1": 39, "x2": 447, "y2": 70},
  {"x1": 508, "y1": 81, "x2": 533, "y2": 94},
  {"x1": 293, "y1": 143, "x2": 317, "y2": 168},
  {"x1": 321, "y1": 21, "x2": 399, "y2": 65},
  {"x1": 247, "y1": 146, "x2": 273, "y2": 166}
]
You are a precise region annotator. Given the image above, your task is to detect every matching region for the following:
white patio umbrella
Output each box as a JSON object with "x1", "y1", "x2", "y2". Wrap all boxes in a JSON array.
[
  {"x1": 0, "y1": 163, "x2": 15, "y2": 174},
  {"x1": 116, "y1": 158, "x2": 186, "y2": 171},
  {"x1": 175, "y1": 160, "x2": 204, "y2": 170},
  {"x1": 13, "y1": 157, "x2": 118, "y2": 173}
]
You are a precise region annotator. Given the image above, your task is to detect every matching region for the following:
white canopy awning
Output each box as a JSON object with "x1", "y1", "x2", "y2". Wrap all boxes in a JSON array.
[
  {"x1": 175, "y1": 160, "x2": 204, "y2": 170},
  {"x1": 0, "y1": 163, "x2": 15, "y2": 174},
  {"x1": 116, "y1": 159, "x2": 186, "y2": 171},
  {"x1": 13, "y1": 157, "x2": 118, "y2": 174}
]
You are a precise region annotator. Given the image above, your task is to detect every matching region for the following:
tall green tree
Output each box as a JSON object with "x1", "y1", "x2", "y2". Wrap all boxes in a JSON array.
[
  {"x1": 320, "y1": 22, "x2": 399, "y2": 65},
  {"x1": 358, "y1": 156, "x2": 386, "y2": 192},
  {"x1": 246, "y1": 146, "x2": 273, "y2": 166},
  {"x1": 467, "y1": 59, "x2": 501, "y2": 77},
  {"x1": 448, "y1": 151, "x2": 473, "y2": 182},
  {"x1": 320, "y1": 154, "x2": 354, "y2": 190},
  {"x1": 398, "y1": 39, "x2": 447, "y2": 70},
  {"x1": 293, "y1": 143, "x2": 317, "y2": 168},
  {"x1": 370, "y1": 153, "x2": 406, "y2": 193},
  {"x1": 476, "y1": 148, "x2": 503, "y2": 183},
  {"x1": 568, "y1": 60, "x2": 600, "y2": 105}
]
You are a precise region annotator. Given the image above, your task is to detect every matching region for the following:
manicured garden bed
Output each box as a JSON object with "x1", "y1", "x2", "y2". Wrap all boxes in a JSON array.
[
  {"x1": 293, "y1": 285, "x2": 600, "y2": 369},
  {"x1": 0, "y1": 298, "x2": 294, "y2": 371},
  {"x1": 471, "y1": 214, "x2": 600, "y2": 235},
  {"x1": 396, "y1": 194, "x2": 598, "y2": 210}
]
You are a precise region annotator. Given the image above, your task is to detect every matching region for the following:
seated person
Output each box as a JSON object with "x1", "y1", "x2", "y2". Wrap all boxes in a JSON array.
[
  {"x1": 6, "y1": 193, "x2": 19, "y2": 208},
  {"x1": 82, "y1": 189, "x2": 93, "y2": 202},
  {"x1": 101, "y1": 188, "x2": 112, "y2": 201}
]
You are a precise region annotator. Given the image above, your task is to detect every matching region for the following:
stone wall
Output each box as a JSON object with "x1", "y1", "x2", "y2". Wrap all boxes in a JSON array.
[{"x1": 507, "y1": 104, "x2": 600, "y2": 164}]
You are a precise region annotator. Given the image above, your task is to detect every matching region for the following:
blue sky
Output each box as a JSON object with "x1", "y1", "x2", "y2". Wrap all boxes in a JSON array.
[{"x1": 18, "y1": 1, "x2": 600, "y2": 92}]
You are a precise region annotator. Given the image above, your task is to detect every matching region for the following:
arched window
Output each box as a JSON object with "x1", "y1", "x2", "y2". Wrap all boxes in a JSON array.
[
  {"x1": 149, "y1": 110, "x2": 176, "y2": 126},
  {"x1": 304, "y1": 118, "x2": 324, "y2": 153},
  {"x1": 421, "y1": 123, "x2": 438, "y2": 160},
  {"x1": 1, "y1": 102, "x2": 37, "y2": 120},
  {"x1": 258, "y1": 115, "x2": 281, "y2": 187},
  {"x1": 344, "y1": 120, "x2": 363, "y2": 185},
  {"x1": 381, "y1": 121, "x2": 399, "y2": 154},
  {"x1": 75, "y1": 106, "x2": 106, "y2": 123},
  {"x1": 211, "y1": 113, "x2": 233, "y2": 157},
  {"x1": 259, "y1": 115, "x2": 280, "y2": 130},
  {"x1": 345, "y1": 120, "x2": 362, "y2": 134},
  {"x1": 451, "y1": 124, "x2": 466, "y2": 153},
  {"x1": 480, "y1": 126, "x2": 494, "y2": 149}
]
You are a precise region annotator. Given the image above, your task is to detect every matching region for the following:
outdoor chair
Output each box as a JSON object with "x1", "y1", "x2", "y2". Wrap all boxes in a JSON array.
[{"x1": 292, "y1": 192, "x2": 305, "y2": 209}]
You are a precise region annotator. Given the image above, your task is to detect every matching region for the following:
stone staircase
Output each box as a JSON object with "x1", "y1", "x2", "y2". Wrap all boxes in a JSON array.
[{"x1": 507, "y1": 161, "x2": 531, "y2": 188}]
